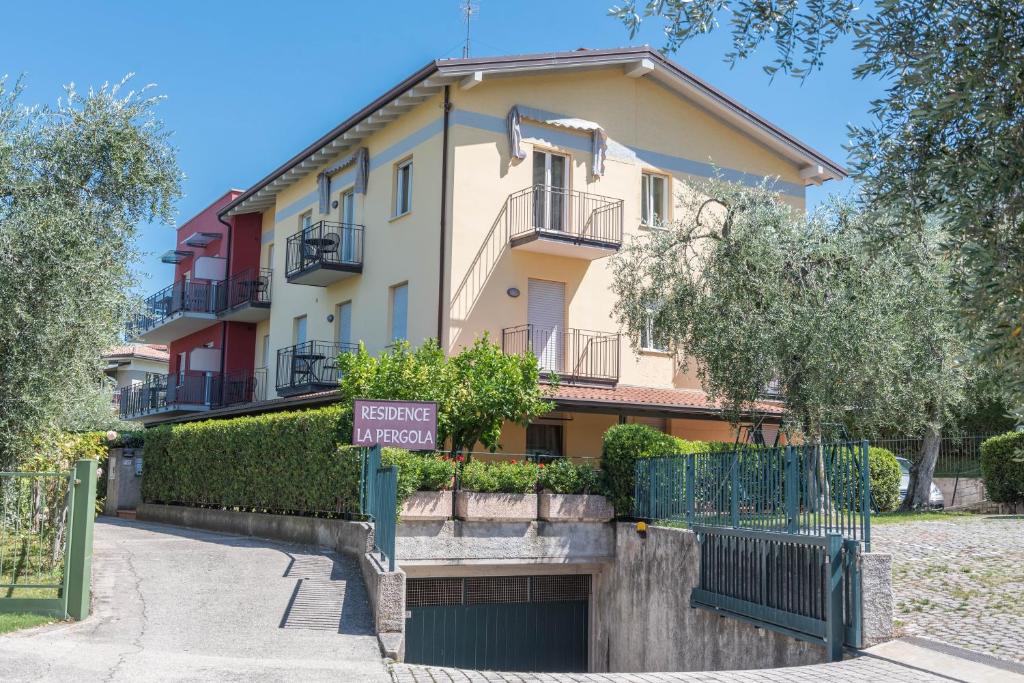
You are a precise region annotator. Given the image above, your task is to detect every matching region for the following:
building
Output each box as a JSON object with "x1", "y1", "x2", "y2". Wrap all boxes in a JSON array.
[
  {"x1": 120, "y1": 47, "x2": 844, "y2": 455},
  {"x1": 102, "y1": 345, "x2": 170, "y2": 407}
]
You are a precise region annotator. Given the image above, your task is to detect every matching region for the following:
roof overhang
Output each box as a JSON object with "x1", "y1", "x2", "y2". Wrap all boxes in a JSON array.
[{"x1": 220, "y1": 47, "x2": 847, "y2": 218}]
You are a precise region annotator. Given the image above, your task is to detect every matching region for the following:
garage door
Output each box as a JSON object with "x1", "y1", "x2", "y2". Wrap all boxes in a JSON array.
[{"x1": 405, "y1": 574, "x2": 590, "y2": 672}]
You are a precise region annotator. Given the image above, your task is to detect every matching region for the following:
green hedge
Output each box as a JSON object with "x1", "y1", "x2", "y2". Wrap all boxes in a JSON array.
[
  {"x1": 460, "y1": 460, "x2": 539, "y2": 493},
  {"x1": 981, "y1": 431, "x2": 1024, "y2": 504},
  {"x1": 142, "y1": 406, "x2": 364, "y2": 515},
  {"x1": 601, "y1": 424, "x2": 690, "y2": 515},
  {"x1": 868, "y1": 446, "x2": 901, "y2": 512},
  {"x1": 538, "y1": 459, "x2": 603, "y2": 494}
]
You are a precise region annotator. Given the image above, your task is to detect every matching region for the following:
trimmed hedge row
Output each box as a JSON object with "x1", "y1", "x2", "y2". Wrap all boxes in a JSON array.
[
  {"x1": 981, "y1": 431, "x2": 1024, "y2": 504},
  {"x1": 142, "y1": 406, "x2": 364, "y2": 515}
]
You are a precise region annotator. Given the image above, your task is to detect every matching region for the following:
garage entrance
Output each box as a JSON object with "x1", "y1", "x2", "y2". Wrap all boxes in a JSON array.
[{"x1": 405, "y1": 574, "x2": 590, "y2": 672}]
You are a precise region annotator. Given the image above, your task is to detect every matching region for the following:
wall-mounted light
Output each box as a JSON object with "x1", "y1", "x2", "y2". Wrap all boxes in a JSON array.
[
  {"x1": 331, "y1": 200, "x2": 339, "y2": 209},
  {"x1": 507, "y1": 287, "x2": 520, "y2": 298},
  {"x1": 327, "y1": 314, "x2": 335, "y2": 323}
]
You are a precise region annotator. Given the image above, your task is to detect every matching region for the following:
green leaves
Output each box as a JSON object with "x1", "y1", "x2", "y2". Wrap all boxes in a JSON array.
[{"x1": 980, "y1": 431, "x2": 1024, "y2": 504}]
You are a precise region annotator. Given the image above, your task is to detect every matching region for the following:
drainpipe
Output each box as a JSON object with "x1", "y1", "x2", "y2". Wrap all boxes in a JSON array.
[
  {"x1": 437, "y1": 85, "x2": 451, "y2": 346},
  {"x1": 217, "y1": 214, "x2": 234, "y2": 400}
]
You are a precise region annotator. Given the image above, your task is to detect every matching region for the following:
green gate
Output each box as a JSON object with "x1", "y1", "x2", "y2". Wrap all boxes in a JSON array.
[{"x1": 405, "y1": 575, "x2": 590, "y2": 672}]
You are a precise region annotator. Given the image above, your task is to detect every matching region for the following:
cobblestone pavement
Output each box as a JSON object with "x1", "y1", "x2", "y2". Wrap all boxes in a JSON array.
[
  {"x1": 390, "y1": 657, "x2": 948, "y2": 682},
  {"x1": 872, "y1": 515, "x2": 1024, "y2": 663}
]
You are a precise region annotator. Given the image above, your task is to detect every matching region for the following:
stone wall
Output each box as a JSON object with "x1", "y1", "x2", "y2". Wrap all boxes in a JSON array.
[
  {"x1": 592, "y1": 524, "x2": 893, "y2": 673},
  {"x1": 934, "y1": 477, "x2": 988, "y2": 508}
]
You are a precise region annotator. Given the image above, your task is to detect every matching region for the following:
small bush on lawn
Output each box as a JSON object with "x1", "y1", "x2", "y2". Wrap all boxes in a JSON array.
[
  {"x1": 460, "y1": 460, "x2": 538, "y2": 493},
  {"x1": 868, "y1": 446, "x2": 901, "y2": 512},
  {"x1": 538, "y1": 459, "x2": 603, "y2": 495},
  {"x1": 981, "y1": 431, "x2": 1024, "y2": 504}
]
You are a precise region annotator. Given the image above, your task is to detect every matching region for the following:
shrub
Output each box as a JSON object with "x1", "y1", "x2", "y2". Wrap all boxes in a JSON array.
[
  {"x1": 418, "y1": 455, "x2": 457, "y2": 491},
  {"x1": 867, "y1": 446, "x2": 901, "y2": 512},
  {"x1": 538, "y1": 459, "x2": 603, "y2": 495},
  {"x1": 981, "y1": 431, "x2": 1024, "y2": 504},
  {"x1": 601, "y1": 424, "x2": 689, "y2": 514},
  {"x1": 460, "y1": 459, "x2": 538, "y2": 493},
  {"x1": 141, "y1": 406, "x2": 363, "y2": 515}
]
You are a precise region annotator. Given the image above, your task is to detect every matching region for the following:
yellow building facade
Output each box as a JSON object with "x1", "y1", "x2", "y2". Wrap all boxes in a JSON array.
[{"x1": 211, "y1": 47, "x2": 844, "y2": 458}]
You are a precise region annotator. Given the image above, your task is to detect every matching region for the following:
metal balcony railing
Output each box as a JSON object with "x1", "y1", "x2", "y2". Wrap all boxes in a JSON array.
[
  {"x1": 502, "y1": 324, "x2": 620, "y2": 384},
  {"x1": 285, "y1": 221, "x2": 364, "y2": 279},
  {"x1": 215, "y1": 268, "x2": 271, "y2": 312},
  {"x1": 118, "y1": 372, "x2": 223, "y2": 419},
  {"x1": 222, "y1": 367, "x2": 268, "y2": 406},
  {"x1": 127, "y1": 280, "x2": 217, "y2": 338},
  {"x1": 276, "y1": 341, "x2": 359, "y2": 394},
  {"x1": 507, "y1": 185, "x2": 623, "y2": 247}
]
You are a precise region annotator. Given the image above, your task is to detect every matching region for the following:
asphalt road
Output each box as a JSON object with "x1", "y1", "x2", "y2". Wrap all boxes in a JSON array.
[{"x1": 0, "y1": 518, "x2": 390, "y2": 682}]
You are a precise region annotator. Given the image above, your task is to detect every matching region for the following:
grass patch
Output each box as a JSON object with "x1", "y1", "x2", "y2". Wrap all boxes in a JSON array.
[
  {"x1": 0, "y1": 612, "x2": 55, "y2": 634},
  {"x1": 871, "y1": 510, "x2": 976, "y2": 525}
]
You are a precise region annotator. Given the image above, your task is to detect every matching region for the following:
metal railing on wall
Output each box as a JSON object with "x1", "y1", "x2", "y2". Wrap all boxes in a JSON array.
[
  {"x1": 275, "y1": 340, "x2": 359, "y2": 394},
  {"x1": 0, "y1": 460, "x2": 97, "y2": 619},
  {"x1": 285, "y1": 221, "x2": 364, "y2": 278},
  {"x1": 360, "y1": 445, "x2": 398, "y2": 572},
  {"x1": 215, "y1": 267, "x2": 271, "y2": 312},
  {"x1": 634, "y1": 441, "x2": 872, "y2": 550},
  {"x1": 126, "y1": 279, "x2": 217, "y2": 338},
  {"x1": 502, "y1": 324, "x2": 620, "y2": 384}
]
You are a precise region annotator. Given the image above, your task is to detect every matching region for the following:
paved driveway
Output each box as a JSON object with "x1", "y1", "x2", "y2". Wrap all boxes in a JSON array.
[
  {"x1": 0, "y1": 519, "x2": 389, "y2": 682},
  {"x1": 872, "y1": 515, "x2": 1024, "y2": 663}
]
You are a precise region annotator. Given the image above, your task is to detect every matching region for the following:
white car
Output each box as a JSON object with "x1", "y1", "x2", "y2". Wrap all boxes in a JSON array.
[{"x1": 896, "y1": 457, "x2": 945, "y2": 509}]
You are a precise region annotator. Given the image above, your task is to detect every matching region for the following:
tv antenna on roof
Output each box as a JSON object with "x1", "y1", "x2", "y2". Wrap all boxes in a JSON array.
[{"x1": 461, "y1": 0, "x2": 480, "y2": 58}]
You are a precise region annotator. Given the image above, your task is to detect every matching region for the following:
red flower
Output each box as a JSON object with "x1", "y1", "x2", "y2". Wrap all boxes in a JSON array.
[
  {"x1": 455, "y1": 455, "x2": 465, "y2": 463},
  {"x1": 538, "y1": 463, "x2": 545, "y2": 468},
  {"x1": 510, "y1": 459, "x2": 518, "y2": 465}
]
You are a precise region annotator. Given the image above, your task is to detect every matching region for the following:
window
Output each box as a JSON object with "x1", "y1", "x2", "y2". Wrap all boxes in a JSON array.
[
  {"x1": 176, "y1": 352, "x2": 186, "y2": 383},
  {"x1": 340, "y1": 190, "x2": 356, "y2": 262},
  {"x1": 265, "y1": 243, "x2": 274, "y2": 271},
  {"x1": 390, "y1": 283, "x2": 408, "y2": 342},
  {"x1": 300, "y1": 211, "x2": 313, "y2": 231},
  {"x1": 641, "y1": 172, "x2": 668, "y2": 227},
  {"x1": 293, "y1": 315, "x2": 307, "y2": 345},
  {"x1": 336, "y1": 301, "x2": 352, "y2": 345},
  {"x1": 261, "y1": 334, "x2": 270, "y2": 369},
  {"x1": 526, "y1": 423, "x2": 563, "y2": 458},
  {"x1": 641, "y1": 308, "x2": 668, "y2": 352},
  {"x1": 394, "y1": 158, "x2": 413, "y2": 217}
]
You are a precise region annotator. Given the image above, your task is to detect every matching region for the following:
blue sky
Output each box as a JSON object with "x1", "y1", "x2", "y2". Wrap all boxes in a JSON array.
[{"x1": 2, "y1": 1, "x2": 882, "y2": 292}]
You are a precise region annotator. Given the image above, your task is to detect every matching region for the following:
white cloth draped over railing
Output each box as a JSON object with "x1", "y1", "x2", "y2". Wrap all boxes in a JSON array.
[
  {"x1": 317, "y1": 147, "x2": 370, "y2": 214},
  {"x1": 506, "y1": 105, "x2": 607, "y2": 177}
]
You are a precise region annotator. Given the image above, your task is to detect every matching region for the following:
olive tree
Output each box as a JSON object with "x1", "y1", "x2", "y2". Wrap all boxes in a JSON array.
[
  {"x1": 611, "y1": 179, "x2": 971, "y2": 507},
  {"x1": 611, "y1": 0, "x2": 1024, "y2": 420},
  {"x1": 0, "y1": 75, "x2": 181, "y2": 468}
]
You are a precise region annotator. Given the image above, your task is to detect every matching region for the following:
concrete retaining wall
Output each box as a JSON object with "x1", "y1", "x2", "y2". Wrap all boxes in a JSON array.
[
  {"x1": 137, "y1": 504, "x2": 405, "y2": 658},
  {"x1": 592, "y1": 524, "x2": 893, "y2": 673},
  {"x1": 935, "y1": 477, "x2": 987, "y2": 508}
]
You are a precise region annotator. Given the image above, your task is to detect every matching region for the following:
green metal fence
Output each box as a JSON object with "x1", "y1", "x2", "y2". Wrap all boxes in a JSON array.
[
  {"x1": 360, "y1": 446, "x2": 398, "y2": 572},
  {"x1": 690, "y1": 526, "x2": 862, "y2": 660},
  {"x1": 0, "y1": 460, "x2": 97, "y2": 619},
  {"x1": 634, "y1": 441, "x2": 871, "y2": 550},
  {"x1": 870, "y1": 434, "x2": 994, "y2": 478}
]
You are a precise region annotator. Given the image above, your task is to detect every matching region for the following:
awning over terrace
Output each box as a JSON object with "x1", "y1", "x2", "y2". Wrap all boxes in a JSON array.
[{"x1": 506, "y1": 105, "x2": 608, "y2": 177}]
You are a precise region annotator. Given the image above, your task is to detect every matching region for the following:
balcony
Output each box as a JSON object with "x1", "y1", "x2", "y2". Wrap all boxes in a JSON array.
[
  {"x1": 507, "y1": 185, "x2": 623, "y2": 260},
  {"x1": 118, "y1": 372, "x2": 222, "y2": 420},
  {"x1": 285, "y1": 221, "x2": 363, "y2": 286},
  {"x1": 118, "y1": 368, "x2": 268, "y2": 421},
  {"x1": 216, "y1": 268, "x2": 272, "y2": 322},
  {"x1": 502, "y1": 324, "x2": 620, "y2": 385},
  {"x1": 276, "y1": 340, "x2": 358, "y2": 397},
  {"x1": 127, "y1": 280, "x2": 218, "y2": 343}
]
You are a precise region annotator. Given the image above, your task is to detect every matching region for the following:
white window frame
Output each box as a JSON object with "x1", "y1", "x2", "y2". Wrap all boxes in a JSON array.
[
  {"x1": 394, "y1": 158, "x2": 413, "y2": 218},
  {"x1": 640, "y1": 308, "x2": 668, "y2": 352},
  {"x1": 300, "y1": 211, "x2": 313, "y2": 231},
  {"x1": 336, "y1": 301, "x2": 353, "y2": 345},
  {"x1": 265, "y1": 243, "x2": 274, "y2": 271},
  {"x1": 261, "y1": 334, "x2": 271, "y2": 370},
  {"x1": 390, "y1": 283, "x2": 409, "y2": 342},
  {"x1": 293, "y1": 315, "x2": 307, "y2": 346},
  {"x1": 641, "y1": 172, "x2": 669, "y2": 228}
]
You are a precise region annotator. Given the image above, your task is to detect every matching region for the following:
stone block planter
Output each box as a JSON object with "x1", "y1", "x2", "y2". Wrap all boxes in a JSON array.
[
  {"x1": 401, "y1": 491, "x2": 453, "y2": 521},
  {"x1": 455, "y1": 491, "x2": 537, "y2": 521},
  {"x1": 538, "y1": 493, "x2": 614, "y2": 522}
]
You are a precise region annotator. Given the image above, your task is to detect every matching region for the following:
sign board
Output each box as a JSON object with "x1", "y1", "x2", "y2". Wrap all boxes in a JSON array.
[{"x1": 352, "y1": 399, "x2": 438, "y2": 450}]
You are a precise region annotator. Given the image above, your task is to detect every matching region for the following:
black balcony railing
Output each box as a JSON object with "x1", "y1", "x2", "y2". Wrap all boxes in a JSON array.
[
  {"x1": 285, "y1": 221, "x2": 364, "y2": 279},
  {"x1": 127, "y1": 280, "x2": 217, "y2": 338},
  {"x1": 118, "y1": 368, "x2": 270, "y2": 419},
  {"x1": 216, "y1": 268, "x2": 271, "y2": 313},
  {"x1": 502, "y1": 324, "x2": 620, "y2": 384},
  {"x1": 118, "y1": 372, "x2": 223, "y2": 419},
  {"x1": 507, "y1": 185, "x2": 623, "y2": 248},
  {"x1": 276, "y1": 341, "x2": 359, "y2": 395}
]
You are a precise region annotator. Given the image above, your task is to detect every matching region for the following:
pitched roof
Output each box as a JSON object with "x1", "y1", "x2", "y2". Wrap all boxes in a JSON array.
[
  {"x1": 552, "y1": 383, "x2": 784, "y2": 418},
  {"x1": 220, "y1": 46, "x2": 846, "y2": 218},
  {"x1": 102, "y1": 344, "x2": 170, "y2": 363}
]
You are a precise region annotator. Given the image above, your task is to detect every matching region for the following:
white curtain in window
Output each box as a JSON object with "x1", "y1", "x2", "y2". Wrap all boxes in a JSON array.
[{"x1": 506, "y1": 105, "x2": 607, "y2": 177}]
